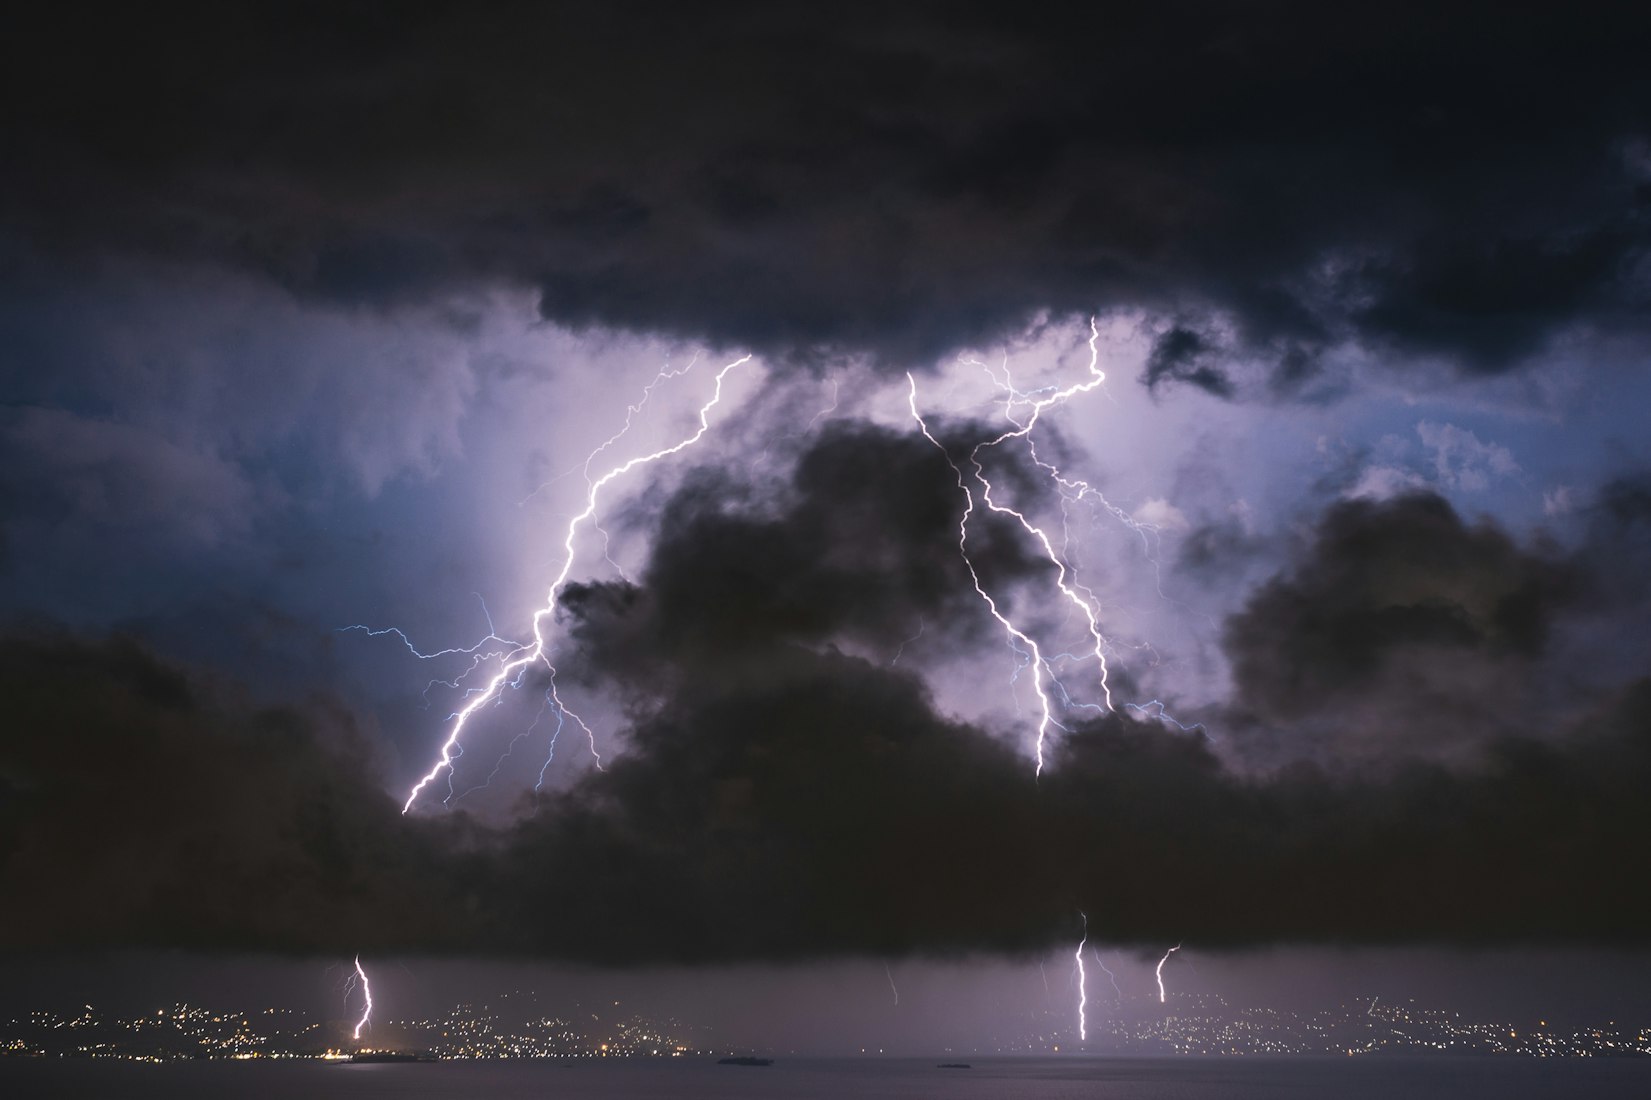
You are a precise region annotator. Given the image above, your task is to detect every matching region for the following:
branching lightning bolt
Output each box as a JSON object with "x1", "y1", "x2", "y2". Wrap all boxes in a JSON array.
[
  {"x1": 349, "y1": 956, "x2": 374, "y2": 1041},
  {"x1": 1092, "y1": 948, "x2": 1123, "y2": 1001},
  {"x1": 909, "y1": 319, "x2": 1204, "y2": 773},
  {"x1": 907, "y1": 322, "x2": 1115, "y2": 774},
  {"x1": 401, "y1": 355, "x2": 751, "y2": 814},
  {"x1": 1155, "y1": 943, "x2": 1181, "y2": 1004}
]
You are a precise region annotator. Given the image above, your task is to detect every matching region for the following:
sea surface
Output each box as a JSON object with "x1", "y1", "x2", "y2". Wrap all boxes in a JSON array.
[{"x1": 3, "y1": 1055, "x2": 1649, "y2": 1099}]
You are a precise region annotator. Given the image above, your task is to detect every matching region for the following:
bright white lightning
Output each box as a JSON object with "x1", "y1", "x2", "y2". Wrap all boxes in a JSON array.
[
  {"x1": 907, "y1": 320, "x2": 1115, "y2": 774},
  {"x1": 883, "y1": 963, "x2": 899, "y2": 1006},
  {"x1": 350, "y1": 956, "x2": 374, "y2": 1041},
  {"x1": 1074, "y1": 911, "x2": 1089, "y2": 1042},
  {"x1": 909, "y1": 320, "x2": 1205, "y2": 773},
  {"x1": 1155, "y1": 943, "x2": 1181, "y2": 1004},
  {"x1": 909, "y1": 379, "x2": 1061, "y2": 772},
  {"x1": 401, "y1": 354, "x2": 751, "y2": 814}
]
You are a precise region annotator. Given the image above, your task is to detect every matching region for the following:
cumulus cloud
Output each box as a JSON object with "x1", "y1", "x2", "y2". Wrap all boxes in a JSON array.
[{"x1": 1416, "y1": 420, "x2": 1520, "y2": 492}]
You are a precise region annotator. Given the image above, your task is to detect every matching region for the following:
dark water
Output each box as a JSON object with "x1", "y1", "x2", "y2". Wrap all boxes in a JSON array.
[{"x1": 4, "y1": 1056, "x2": 1649, "y2": 1099}]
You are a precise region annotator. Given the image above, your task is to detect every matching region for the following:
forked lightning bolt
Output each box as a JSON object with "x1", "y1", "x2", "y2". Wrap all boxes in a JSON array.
[
  {"x1": 910, "y1": 319, "x2": 1202, "y2": 772},
  {"x1": 907, "y1": 321, "x2": 1115, "y2": 773},
  {"x1": 401, "y1": 355, "x2": 751, "y2": 813},
  {"x1": 350, "y1": 956, "x2": 374, "y2": 1041}
]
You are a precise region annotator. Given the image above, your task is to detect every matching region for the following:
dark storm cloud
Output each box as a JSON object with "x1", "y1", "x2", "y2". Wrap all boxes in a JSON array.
[
  {"x1": 1140, "y1": 326, "x2": 1234, "y2": 399},
  {"x1": 1222, "y1": 493, "x2": 1576, "y2": 733},
  {"x1": 8, "y1": 462, "x2": 1651, "y2": 959},
  {"x1": 4, "y1": 3, "x2": 1647, "y2": 381},
  {"x1": 8, "y1": 634, "x2": 1651, "y2": 959},
  {"x1": 0, "y1": 629, "x2": 486, "y2": 953},
  {"x1": 560, "y1": 419, "x2": 1049, "y2": 676}
]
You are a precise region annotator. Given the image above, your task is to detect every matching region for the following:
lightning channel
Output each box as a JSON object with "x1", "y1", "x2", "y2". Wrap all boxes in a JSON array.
[
  {"x1": 1092, "y1": 948, "x2": 1123, "y2": 1001},
  {"x1": 907, "y1": 321, "x2": 1115, "y2": 774},
  {"x1": 1155, "y1": 943, "x2": 1181, "y2": 1004},
  {"x1": 909, "y1": 375, "x2": 1060, "y2": 773},
  {"x1": 351, "y1": 956, "x2": 374, "y2": 1041},
  {"x1": 1074, "y1": 911, "x2": 1089, "y2": 1042},
  {"x1": 909, "y1": 319, "x2": 1207, "y2": 773},
  {"x1": 401, "y1": 354, "x2": 751, "y2": 814}
]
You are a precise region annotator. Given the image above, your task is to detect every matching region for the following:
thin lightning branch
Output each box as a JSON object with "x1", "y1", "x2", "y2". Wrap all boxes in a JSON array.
[
  {"x1": 337, "y1": 624, "x2": 524, "y2": 662},
  {"x1": 910, "y1": 319, "x2": 1207, "y2": 772},
  {"x1": 908, "y1": 321, "x2": 1115, "y2": 773},
  {"x1": 351, "y1": 956, "x2": 373, "y2": 1041},
  {"x1": 890, "y1": 617, "x2": 925, "y2": 665},
  {"x1": 909, "y1": 376, "x2": 1059, "y2": 773},
  {"x1": 1074, "y1": 911, "x2": 1089, "y2": 1041},
  {"x1": 402, "y1": 355, "x2": 751, "y2": 814},
  {"x1": 806, "y1": 378, "x2": 840, "y2": 431},
  {"x1": 883, "y1": 963, "x2": 899, "y2": 1006},
  {"x1": 1092, "y1": 948, "x2": 1123, "y2": 1000},
  {"x1": 1155, "y1": 943, "x2": 1181, "y2": 1004},
  {"x1": 1124, "y1": 699, "x2": 1208, "y2": 735},
  {"x1": 516, "y1": 353, "x2": 702, "y2": 508}
]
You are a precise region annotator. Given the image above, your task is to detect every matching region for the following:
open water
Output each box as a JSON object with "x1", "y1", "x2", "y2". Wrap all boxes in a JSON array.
[{"x1": 3, "y1": 1055, "x2": 1649, "y2": 1098}]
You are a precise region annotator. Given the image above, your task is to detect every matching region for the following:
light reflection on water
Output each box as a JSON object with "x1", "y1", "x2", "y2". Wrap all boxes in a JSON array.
[{"x1": 4, "y1": 1055, "x2": 1650, "y2": 1100}]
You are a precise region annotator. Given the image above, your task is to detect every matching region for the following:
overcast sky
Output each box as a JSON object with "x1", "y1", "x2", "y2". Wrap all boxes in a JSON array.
[{"x1": 3, "y1": 2, "x2": 1650, "y2": 1036}]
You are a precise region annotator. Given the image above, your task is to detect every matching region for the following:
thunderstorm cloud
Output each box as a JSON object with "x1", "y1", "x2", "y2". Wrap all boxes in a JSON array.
[{"x1": 3, "y1": 3, "x2": 1651, "y2": 969}]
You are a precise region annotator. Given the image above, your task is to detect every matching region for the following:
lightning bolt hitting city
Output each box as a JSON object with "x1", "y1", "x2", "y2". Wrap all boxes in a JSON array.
[
  {"x1": 1156, "y1": 944, "x2": 1182, "y2": 1004},
  {"x1": 397, "y1": 355, "x2": 751, "y2": 814},
  {"x1": 1074, "y1": 912, "x2": 1090, "y2": 1042},
  {"x1": 348, "y1": 956, "x2": 374, "y2": 1041}
]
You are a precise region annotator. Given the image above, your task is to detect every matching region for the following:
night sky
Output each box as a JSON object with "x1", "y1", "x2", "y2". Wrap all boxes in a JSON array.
[{"x1": 4, "y1": 2, "x2": 1651, "y2": 1039}]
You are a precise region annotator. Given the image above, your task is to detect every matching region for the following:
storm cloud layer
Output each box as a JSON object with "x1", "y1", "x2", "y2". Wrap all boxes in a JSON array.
[
  {"x1": 4, "y1": 3, "x2": 1648, "y2": 385},
  {"x1": 7, "y1": 427, "x2": 1651, "y2": 961},
  {"x1": 4, "y1": 1, "x2": 1651, "y2": 977}
]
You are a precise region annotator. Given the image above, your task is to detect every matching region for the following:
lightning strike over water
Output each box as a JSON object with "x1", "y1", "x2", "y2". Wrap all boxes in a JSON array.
[
  {"x1": 884, "y1": 963, "x2": 899, "y2": 1006},
  {"x1": 400, "y1": 355, "x2": 751, "y2": 814},
  {"x1": 349, "y1": 956, "x2": 373, "y2": 1041},
  {"x1": 1156, "y1": 943, "x2": 1182, "y2": 1004},
  {"x1": 1075, "y1": 911, "x2": 1090, "y2": 1041}
]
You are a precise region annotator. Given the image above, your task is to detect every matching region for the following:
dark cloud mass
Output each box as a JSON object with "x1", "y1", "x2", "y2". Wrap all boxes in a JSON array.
[
  {"x1": 6, "y1": 0, "x2": 1651, "y2": 983},
  {"x1": 3, "y1": 3, "x2": 1648, "y2": 379},
  {"x1": 1219, "y1": 493, "x2": 1580, "y2": 762},
  {"x1": 7, "y1": 439, "x2": 1651, "y2": 960}
]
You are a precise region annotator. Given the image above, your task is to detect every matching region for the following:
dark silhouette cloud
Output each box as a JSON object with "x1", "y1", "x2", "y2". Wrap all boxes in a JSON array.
[
  {"x1": 0, "y1": 630, "x2": 485, "y2": 954},
  {"x1": 1141, "y1": 326, "x2": 1234, "y2": 398},
  {"x1": 7, "y1": 626, "x2": 1650, "y2": 961},
  {"x1": 4, "y1": 3, "x2": 1646, "y2": 382},
  {"x1": 1222, "y1": 493, "x2": 1577, "y2": 731},
  {"x1": 561, "y1": 420, "x2": 1049, "y2": 677}
]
